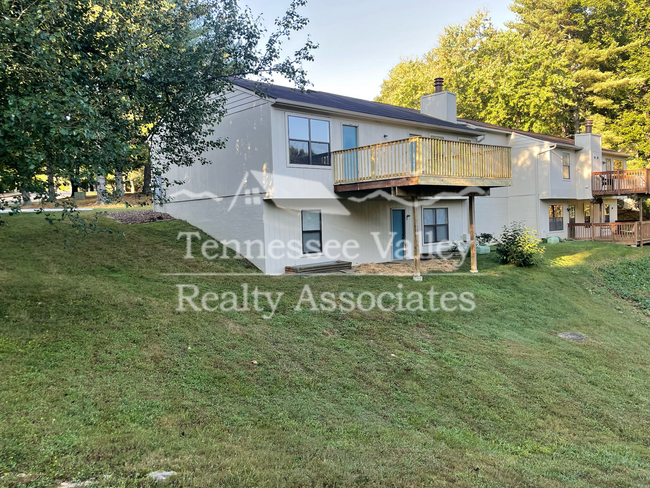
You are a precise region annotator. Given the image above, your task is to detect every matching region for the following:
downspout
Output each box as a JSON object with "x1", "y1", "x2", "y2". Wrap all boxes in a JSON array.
[{"x1": 537, "y1": 143, "x2": 557, "y2": 235}]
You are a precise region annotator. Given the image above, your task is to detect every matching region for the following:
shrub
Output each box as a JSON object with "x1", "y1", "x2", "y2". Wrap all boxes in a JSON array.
[
  {"x1": 496, "y1": 223, "x2": 545, "y2": 267},
  {"x1": 477, "y1": 233, "x2": 494, "y2": 246}
]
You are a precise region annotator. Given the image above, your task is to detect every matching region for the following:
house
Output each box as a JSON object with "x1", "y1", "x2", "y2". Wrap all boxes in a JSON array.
[
  {"x1": 455, "y1": 119, "x2": 635, "y2": 241},
  {"x1": 155, "y1": 77, "x2": 515, "y2": 274},
  {"x1": 155, "y1": 77, "x2": 640, "y2": 275}
]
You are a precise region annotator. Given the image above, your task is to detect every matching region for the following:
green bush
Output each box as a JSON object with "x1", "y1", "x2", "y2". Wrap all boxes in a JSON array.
[{"x1": 496, "y1": 223, "x2": 545, "y2": 266}]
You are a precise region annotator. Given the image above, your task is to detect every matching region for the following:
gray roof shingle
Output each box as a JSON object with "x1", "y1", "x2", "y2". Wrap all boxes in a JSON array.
[{"x1": 231, "y1": 79, "x2": 481, "y2": 134}]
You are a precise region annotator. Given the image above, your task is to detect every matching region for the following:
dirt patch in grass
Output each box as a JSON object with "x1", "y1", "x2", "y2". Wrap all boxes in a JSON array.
[
  {"x1": 353, "y1": 259, "x2": 459, "y2": 275},
  {"x1": 98, "y1": 210, "x2": 174, "y2": 224}
]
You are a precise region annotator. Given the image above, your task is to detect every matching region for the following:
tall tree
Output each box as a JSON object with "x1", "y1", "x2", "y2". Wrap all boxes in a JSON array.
[
  {"x1": 0, "y1": 0, "x2": 316, "y2": 223},
  {"x1": 509, "y1": 0, "x2": 649, "y2": 162},
  {"x1": 376, "y1": 10, "x2": 575, "y2": 135},
  {"x1": 377, "y1": 2, "x2": 650, "y2": 164}
]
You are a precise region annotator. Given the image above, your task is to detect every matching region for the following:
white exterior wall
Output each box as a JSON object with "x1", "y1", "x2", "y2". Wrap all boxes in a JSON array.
[
  {"x1": 476, "y1": 133, "x2": 545, "y2": 235},
  {"x1": 574, "y1": 133, "x2": 602, "y2": 200},
  {"x1": 162, "y1": 87, "x2": 274, "y2": 201},
  {"x1": 161, "y1": 196, "x2": 268, "y2": 272},
  {"x1": 158, "y1": 87, "x2": 274, "y2": 272},
  {"x1": 262, "y1": 198, "x2": 468, "y2": 275}
]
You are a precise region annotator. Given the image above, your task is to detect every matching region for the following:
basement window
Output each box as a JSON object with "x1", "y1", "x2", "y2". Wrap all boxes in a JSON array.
[
  {"x1": 301, "y1": 210, "x2": 322, "y2": 254},
  {"x1": 549, "y1": 205, "x2": 563, "y2": 231},
  {"x1": 423, "y1": 208, "x2": 449, "y2": 243}
]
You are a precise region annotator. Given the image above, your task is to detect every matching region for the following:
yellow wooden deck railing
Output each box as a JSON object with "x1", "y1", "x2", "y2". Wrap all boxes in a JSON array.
[{"x1": 332, "y1": 136, "x2": 512, "y2": 186}]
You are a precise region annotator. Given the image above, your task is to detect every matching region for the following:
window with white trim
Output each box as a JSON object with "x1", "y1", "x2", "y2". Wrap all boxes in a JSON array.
[
  {"x1": 288, "y1": 116, "x2": 330, "y2": 166},
  {"x1": 301, "y1": 210, "x2": 322, "y2": 254},
  {"x1": 562, "y1": 152, "x2": 570, "y2": 179},
  {"x1": 423, "y1": 208, "x2": 449, "y2": 243}
]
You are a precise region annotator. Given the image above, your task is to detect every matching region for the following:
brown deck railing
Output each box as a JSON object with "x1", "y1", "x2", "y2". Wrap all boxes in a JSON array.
[
  {"x1": 592, "y1": 169, "x2": 649, "y2": 196},
  {"x1": 332, "y1": 136, "x2": 511, "y2": 185},
  {"x1": 568, "y1": 222, "x2": 650, "y2": 245}
]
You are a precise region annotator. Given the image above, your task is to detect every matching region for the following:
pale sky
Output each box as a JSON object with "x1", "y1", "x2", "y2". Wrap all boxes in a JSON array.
[{"x1": 242, "y1": 0, "x2": 515, "y2": 100}]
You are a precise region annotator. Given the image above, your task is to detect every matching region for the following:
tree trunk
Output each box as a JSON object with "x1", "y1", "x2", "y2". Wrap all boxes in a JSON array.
[
  {"x1": 115, "y1": 170, "x2": 124, "y2": 199},
  {"x1": 96, "y1": 176, "x2": 106, "y2": 204},
  {"x1": 71, "y1": 166, "x2": 79, "y2": 195},
  {"x1": 143, "y1": 163, "x2": 151, "y2": 195},
  {"x1": 46, "y1": 162, "x2": 55, "y2": 202},
  {"x1": 20, "y1": 188, "x2": 30, "y2": 204}
]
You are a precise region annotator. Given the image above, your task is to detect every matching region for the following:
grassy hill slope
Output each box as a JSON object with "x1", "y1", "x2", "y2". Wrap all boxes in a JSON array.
[{"x1": 0, "y1": 213, "x2": 649, "y2": 487}]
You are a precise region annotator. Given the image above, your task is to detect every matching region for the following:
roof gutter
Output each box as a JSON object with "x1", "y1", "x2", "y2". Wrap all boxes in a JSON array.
[{"x1": 461, "y1": 120, "x2": 581, "y2": 150}]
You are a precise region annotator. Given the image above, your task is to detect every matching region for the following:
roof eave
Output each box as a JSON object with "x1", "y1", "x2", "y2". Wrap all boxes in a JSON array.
[
  {"x1": 602, "y1": 148, "x2": 634, "y2": 158},
  {"x1": 271, "y1": 99, "x2": 484, "y2": 136}
]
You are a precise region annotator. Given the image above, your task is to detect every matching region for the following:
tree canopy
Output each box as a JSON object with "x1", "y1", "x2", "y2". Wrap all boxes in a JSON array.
[
  {"x1": 376, "y1": 2, "x2": 650, "y2": 165},
  {"x1": 0, "y1": 0, "x2": 316, "y2": 218}
]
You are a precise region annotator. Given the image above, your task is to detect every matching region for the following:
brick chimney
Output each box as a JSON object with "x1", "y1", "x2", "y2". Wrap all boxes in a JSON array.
[{"x1": 420, "y1": 77, "x2": 457, "y2": 123}]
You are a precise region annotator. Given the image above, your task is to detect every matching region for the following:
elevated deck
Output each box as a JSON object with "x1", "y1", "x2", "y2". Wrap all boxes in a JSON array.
[
  {"x1": 592, "y1": 169, "x2": 650, "y2": 197},
  {"x1": 332, "y1": 137, "x2": 512, "y2": 193}
]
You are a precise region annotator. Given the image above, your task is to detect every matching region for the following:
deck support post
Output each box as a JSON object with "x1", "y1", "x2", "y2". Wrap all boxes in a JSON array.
[
  {"x1": 412, "y1": 197, "x2": 422, "y2": 281},
  {"x1": 469, "y1": 195, "x2": 477, "y2": 273},
  {"x1": 639, "y1": 197, "x2": 643, "y2": 247},
  {"x1": 590, "y1": 202, "x2": 595, "y2": 240}
]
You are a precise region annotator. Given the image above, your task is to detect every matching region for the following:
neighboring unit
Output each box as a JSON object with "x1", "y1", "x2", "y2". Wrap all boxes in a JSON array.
[{"x1": 460, "y1": 119, "x2": 636, "y2": 243}]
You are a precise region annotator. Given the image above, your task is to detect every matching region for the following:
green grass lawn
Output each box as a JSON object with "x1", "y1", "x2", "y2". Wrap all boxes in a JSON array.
[{"x1": 1, "y1": 213, "x2": 649, "y2": 487}]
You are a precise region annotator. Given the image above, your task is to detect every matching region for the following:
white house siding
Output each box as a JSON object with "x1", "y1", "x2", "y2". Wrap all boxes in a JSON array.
[
  {"x1": 161, "y1": 195, "x2": 267, "y2": 272},
  {"x1": 162, "y1": 87, "x2": 274, "y2": 202},
  {"x1": 157, "y1": 87, "x2": 275, "y2": 272},
  {"x1": 475, "y1": 133, "x2": 546, "y2": 236},
  {"x1": 262, "y1": 198, "x2": 467, "y2": 275}
]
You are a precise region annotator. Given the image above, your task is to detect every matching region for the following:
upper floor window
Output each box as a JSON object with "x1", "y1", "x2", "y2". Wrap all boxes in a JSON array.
[
  {"x1": 562, "y1": 152, "x2": 570, "y2": 179},
  {"x1": 549, "y1": 205, "x2": 563, "y2": 231},
  {"x1": 423, "y1": 208, "x2": 449, "y2": 243},
  {"x1": 288, "y1": 116, "x2": 330, "y2": 166}
]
